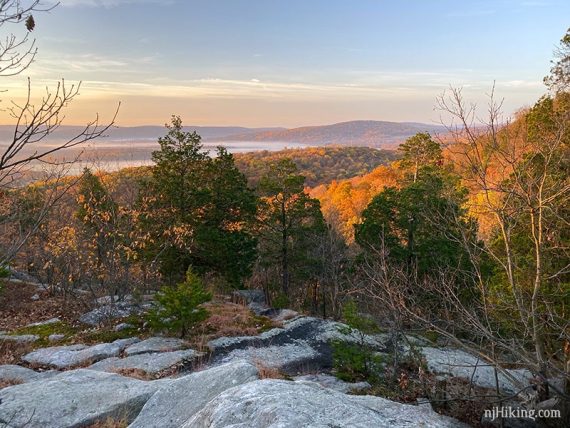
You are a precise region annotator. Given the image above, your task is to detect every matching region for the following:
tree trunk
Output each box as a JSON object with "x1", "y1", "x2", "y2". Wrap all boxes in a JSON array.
[
  {"x1": 530, "y1": 205, "x2": 549, "y2": 401},
  {"x1": 281, "y1": 199, "x2": 289, "y2": 298}
]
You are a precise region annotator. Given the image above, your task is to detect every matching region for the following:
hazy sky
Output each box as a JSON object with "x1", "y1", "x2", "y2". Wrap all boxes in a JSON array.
[{"x1": 2, "y1": 0, "x2": 568, "y2": 127}]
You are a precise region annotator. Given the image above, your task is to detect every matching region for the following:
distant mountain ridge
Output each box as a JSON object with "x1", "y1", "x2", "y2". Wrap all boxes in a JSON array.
[
  {"x1": 0, "y1": 120, "x2": 445, "y2": 148},
  {"x1": 221, "y1": 120, "x2": 446, "y2": 148},
  {"x1": 0, "y1": 125, "x2": 285, "y2": 143}
]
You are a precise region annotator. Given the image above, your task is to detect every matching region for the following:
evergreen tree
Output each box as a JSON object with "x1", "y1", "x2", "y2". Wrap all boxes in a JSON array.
[
  {"x1": 355, "y1": 172, "x2": 475, "y2": 278},
  {"x1": 257, "y1": 159, "x2": 325, "y2": 301},
  {"x1": 146, "y1": 268, "x2": 212, "y2": 338},
  {"x1": 143, "y1": 116, "x2": 257, "y2": 286},
  {"x1": 398, "y1": 132, "x2": 442, "y2": 183}
]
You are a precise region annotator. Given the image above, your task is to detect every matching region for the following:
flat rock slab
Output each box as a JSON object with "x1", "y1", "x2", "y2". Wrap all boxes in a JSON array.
[
  {"x1": 130, "y1": 360, "x2": 259, "y2": 428},
  {"x1": 0, "y1": 365, "x2": 41, "y2": 385},
  {"x1": 421, "y1": 347, "x2": 533, "y2": 394},
  {"x1": 209, "y1": 316, "x2": 385, "y2": 357},
  {"x1": 21, "y1": 338, "x2": 139, "y2": 370},
  {"x1": 0, "y1": 369, "x2": 159, "y2": 428},
  {"x1": 183, "y1": 379, "x2": 467, "y2": 428},
  {"x1": 220, "y1": 343, "x2": 323, "y2": 374},
  {"x1": 96, "y1": 294, "x2": 135, "y2": 305},
  {"x1": 89, "y1": 349, "x2": 203, "y2": 378},
  {"x1": 294, "y1": 373, "x2": 371, "y2": 393},
  {"x1": 208, "y1": 316, "x2": 387, "y2": 375},
  {"x1": 48, "y1": 334, "x2": 65, "y2": 342},
  {"x1": 80, "y1": 302, "x2": 150, "y2": 326},
  {"x1": 25, "y1": 318, "x2": 61, "y2": 327},
  {"x1": 0, "y1": 334, "x2": 39, "y2": 344},
  {"x1": 124, "y1": 337, "x2": 188, "y2": 356}
]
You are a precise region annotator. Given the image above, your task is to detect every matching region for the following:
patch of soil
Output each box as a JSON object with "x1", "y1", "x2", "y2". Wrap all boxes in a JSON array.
[
  {"x1": 0, "y1": 280, "x2": 88, "y2": 331},
  {"x1": 0, "y1": 340, "x2": 34, "y2": 365}
]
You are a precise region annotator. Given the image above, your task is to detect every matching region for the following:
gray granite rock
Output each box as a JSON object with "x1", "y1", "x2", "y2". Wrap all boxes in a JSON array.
[
  {"x1": 96, "y1": 294, "x2": 135, "y2": 305},
  {"x1": 0, "y1": 334, "x2": 39, "y2": 344},
  {"x1": 0, "y1": 365, "x2": 41, "y2": 385},
  {"x1": 48, "y1": 334, "x2": 65, "y2": 342},
  {"x1": 294, "y1": 373, "x2": 371, "y2": 393},
  {"x1": 124, "y1": 337, "x2": 188, "y2": 356},
  {"x1": 183, "y1": 379, "x2": 467, "y2": 428},
  {"x1": 115, "y1": 322, "x2": 134, "y2": 332},
  {"x1": 89, "y1": 349, "x2": 203, "y2": 378},
  {"x1": 0, "y1": 369, "x2": 159, "y2": 428},
  {"x1": 421, "y1": 347, "x2": 533, "y2": 394},
  {"x1": 6, "y1": 268, "x2": 39, "y2": 284},
  {"x1": 247, "y1": 301, "x2": 270, "y2": 315},
  {"x1": 220, "y1": 342, "x2": 322, "y2": 374},
  {"x1": 208, "y1": 316, "x2": 386, "y2": 375},
  {"x1": 129, "y1": 360, "x2": 259, "y2": 428},
  {"x1": 26, "y1": 317, "x2": 61, "y2": 327},
  {"x1": 21, "y1": 337, "x2": 140, "y2": 369},
  {"x1": 79, "y1": 302, "x2": 141, "y2": 326}
]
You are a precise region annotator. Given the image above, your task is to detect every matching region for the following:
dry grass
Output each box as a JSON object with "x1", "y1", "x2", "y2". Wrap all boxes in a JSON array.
[
  {"x1": 254, "y1": 359, "x2": 286, "y2": 379},
  {"x1": 0, "y1": 378, "x2": 23, "y2": 389},
  {"x1": 113, "y1": 367, "x2": 149, "y2": 381},
  {"x1": 86, "y1": 416, "x2": 128, "y2": 428},
  {"x1": 188, "y1": 301, "x2": 280, "y2": 351}
]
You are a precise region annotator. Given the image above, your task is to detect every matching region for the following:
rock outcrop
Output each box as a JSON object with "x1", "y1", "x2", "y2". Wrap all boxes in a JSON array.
[
  {"x1": 183, "y1": 379, "x2": 467, "y2": 428},
  {"x1": 124, "y1": 337, "x2": 189, "y2": 356},
  {"x1": 294, "y1": 373, "x2": 371, "y2": 393},
  {"x1": 0, "y1": 369, "x2": 159, "y2": 428},
  {"x1": 0, "y1": 334, "x2": 39, "y2": 344},
  {"x1": 0, "y1": 365, "x2": 42, "y2": 384},
  {"x1": 208, "y1": 316, "x2": 386, "y2": 374},
  {"x1": 79, "y1": 302, "x2": 146, "y2": 326},
  {"x1": 129, "y1": 360, "x2": 259, "y2": 428},
  {"x1": 1, "y1": 310, "x2": 530, "y2": 427},
  {"x1": 421, "y1": 347, "x2": 533, "y2": 394},
  {"x1": 21, "y1": 338, "x2": 140, "y2": 370},
  {"x1": 89, "y1": 349, "x2": 203, "y2": 378}
]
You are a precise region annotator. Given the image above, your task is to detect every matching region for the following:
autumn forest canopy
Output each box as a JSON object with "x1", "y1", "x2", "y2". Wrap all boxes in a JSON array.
[{"x1": 0, "y1": 3, "x2": 569, "y2": 425}]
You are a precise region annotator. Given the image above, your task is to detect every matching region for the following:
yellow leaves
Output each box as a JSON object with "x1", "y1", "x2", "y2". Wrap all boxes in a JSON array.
[
  {"x1": 46, "y1": 226, "x2": 78, "y2": 256},
  {"x1": 163, "y1": 225, "x2": 194, "y2": 250}
]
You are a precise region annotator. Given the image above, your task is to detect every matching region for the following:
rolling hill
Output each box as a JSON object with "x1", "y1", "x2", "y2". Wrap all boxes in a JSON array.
[{"x1": 222, "y1": 120, "x2": 446, "y2": 148}]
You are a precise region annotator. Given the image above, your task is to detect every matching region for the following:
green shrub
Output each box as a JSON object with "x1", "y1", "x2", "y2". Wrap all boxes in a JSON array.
[
  {"x1": 271, "y1": 293, "x2": 289, "y2": 309},
  {"x1": 0, "y1": 265, "x2": 10, "y2": 278},
  {"x1": 332, "y1": 300, "x2": 384, "y2": 382},
  {"x1": 423, "y1": 330, "x2": 440, "y2": 344},
  {"x1": 146, "y1": 268, "x2": 212, "y2": 338}
]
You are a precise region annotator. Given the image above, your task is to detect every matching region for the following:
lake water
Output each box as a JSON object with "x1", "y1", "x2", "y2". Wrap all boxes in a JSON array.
[{"x1": 3, "y1": 139, "x2": 312, "y2": 174}]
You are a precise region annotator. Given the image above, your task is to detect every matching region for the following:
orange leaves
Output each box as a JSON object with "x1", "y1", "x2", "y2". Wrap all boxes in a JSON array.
[{"x1": 311, "y1": 164, "x2": 401, "y2": 243}]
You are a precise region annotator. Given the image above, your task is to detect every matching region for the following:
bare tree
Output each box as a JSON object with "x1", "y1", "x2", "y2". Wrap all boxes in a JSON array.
[
  {"x1": 351, "y1": 86, "x2": 569, "y2": 423},
  {"x1": 0, "y1": 1, "x2": 119, "y2": 266},
  {"x1": 436, "y1": 86, "x2": 569, "y2": 396},
  {"x1": 0, "y1": 1, "x2": 57, "y2": 77}
]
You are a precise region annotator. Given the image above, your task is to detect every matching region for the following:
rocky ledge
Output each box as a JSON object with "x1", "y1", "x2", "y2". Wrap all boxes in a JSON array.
[
  {"x1": 0, "y1": 360, "x2": 467, "y2": 428},
  {"x1": 0, "y1": 311, "x2": 534, "y2": 427}
]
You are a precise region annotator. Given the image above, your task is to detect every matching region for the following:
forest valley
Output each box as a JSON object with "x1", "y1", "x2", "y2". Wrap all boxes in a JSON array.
[{"x1": 0, "y1": 23, "x2": 569, "y2": 428}]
